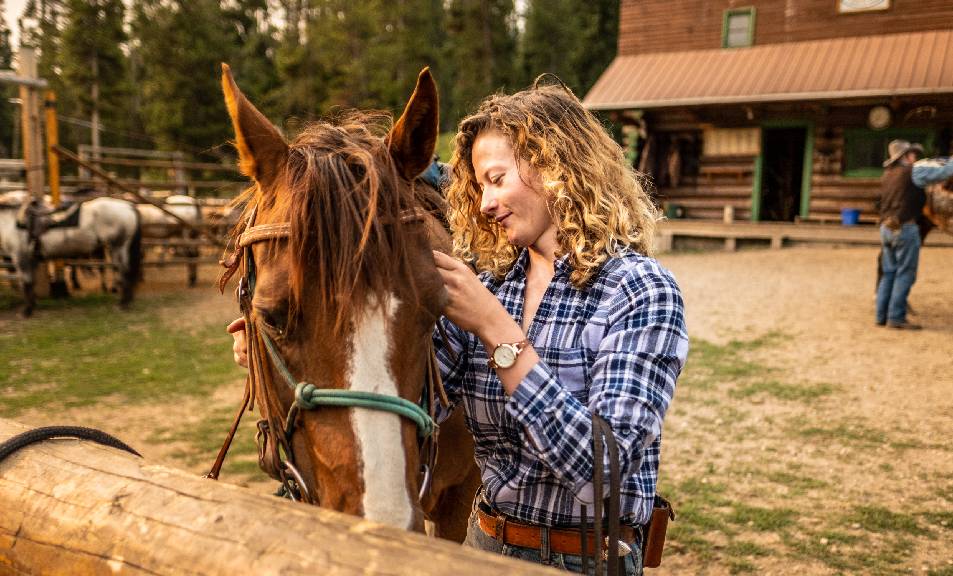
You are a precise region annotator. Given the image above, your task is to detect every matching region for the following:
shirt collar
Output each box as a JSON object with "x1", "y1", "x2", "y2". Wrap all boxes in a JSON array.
[{"x1": 503, "y1": 248, "x2": 572, "y2": 281}]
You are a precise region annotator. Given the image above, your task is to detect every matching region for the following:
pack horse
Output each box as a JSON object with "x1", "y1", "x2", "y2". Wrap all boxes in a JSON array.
[{"x1": 0, "y1": 195, "x2": 142, "y2": 316}]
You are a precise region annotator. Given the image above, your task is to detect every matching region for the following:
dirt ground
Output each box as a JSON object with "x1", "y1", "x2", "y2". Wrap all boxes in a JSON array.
[
  {"x1": 657, "y1": 245, "x2": 953, "y2": 575},
  {"x1": 3, "y1": 245, "x2": 952, "y2": 574}
]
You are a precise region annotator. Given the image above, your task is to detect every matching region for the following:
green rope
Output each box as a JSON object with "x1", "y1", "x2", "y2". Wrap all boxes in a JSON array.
[
  {"x1": 259, "y1": 327, "x2": 435, "y2": 437},
  {"x1": 295, "y1": 383, "x2": 433, "y2": 436}
]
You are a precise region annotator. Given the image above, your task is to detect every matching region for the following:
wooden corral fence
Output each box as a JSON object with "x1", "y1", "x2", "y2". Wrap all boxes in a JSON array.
[
  {"x1": 0, "y1": 418, "x2": 556, "y2": 575},
  {"x1": 66, "y1": 145, "x2": 246, "y2": 198}
]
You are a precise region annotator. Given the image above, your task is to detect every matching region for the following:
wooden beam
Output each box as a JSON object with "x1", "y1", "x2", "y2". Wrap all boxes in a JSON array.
[
  {"x1": 86, "y1": 155, "x2": 236, "y2": 172},
  {"x1": 16, "y1": 47, "x2": 44, "y2": 200},
  {"x1": 0, "y1": 418, "x2": 557, "y2": 575},
  {"x1": 0, "y1": 70, "x2": 48, "y2": 89}
]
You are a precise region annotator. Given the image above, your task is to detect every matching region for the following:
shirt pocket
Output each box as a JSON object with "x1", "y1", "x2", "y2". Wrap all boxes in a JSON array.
[{"x1": 543, "y1": 345, "x2": 592, "y2": 401}]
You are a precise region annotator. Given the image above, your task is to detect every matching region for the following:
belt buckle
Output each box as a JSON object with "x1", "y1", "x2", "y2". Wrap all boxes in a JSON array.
[{"x1": 601, "y1": 537, "x2": 633, "y2": 559}]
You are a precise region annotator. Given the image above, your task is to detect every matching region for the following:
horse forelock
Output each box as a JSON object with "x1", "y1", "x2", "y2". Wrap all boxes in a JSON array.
[{"x1": 278, "y1": 112, "x2": 419, "y2": 337}]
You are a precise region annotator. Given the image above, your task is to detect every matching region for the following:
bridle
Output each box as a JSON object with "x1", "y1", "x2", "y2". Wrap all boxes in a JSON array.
[{"x1": 209, "y1": 202, "x2": 447, "y2": 506}]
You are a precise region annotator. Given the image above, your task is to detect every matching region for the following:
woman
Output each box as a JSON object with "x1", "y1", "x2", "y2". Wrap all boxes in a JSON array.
[
  {"x1": 428, "y1": 81, "x2": 687, "y2": 574},
  {"x1": 230, "y1": 80, "x2": 688, "y2": 574}
]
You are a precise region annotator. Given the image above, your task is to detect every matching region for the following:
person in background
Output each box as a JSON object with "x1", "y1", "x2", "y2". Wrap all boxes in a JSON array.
[{"x1": 876, "y1": 140, "x2": 953, "y2": 330}]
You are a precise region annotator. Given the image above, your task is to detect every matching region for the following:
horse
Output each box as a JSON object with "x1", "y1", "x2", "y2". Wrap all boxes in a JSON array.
[
  {"x1": 218, "y1": 64, "x2": 480, "y2": 540},
  {"x1": 137, "y1": 194, "x2": 203, "y2": 287},
  {"x1": 0, "y1": 194, "x2": 142, "y2": 317}
]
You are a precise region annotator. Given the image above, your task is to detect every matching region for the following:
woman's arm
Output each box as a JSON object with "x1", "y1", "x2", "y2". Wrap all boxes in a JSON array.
[{"x1": 505, "y1": 262, "x2": 688, "y2": 501}]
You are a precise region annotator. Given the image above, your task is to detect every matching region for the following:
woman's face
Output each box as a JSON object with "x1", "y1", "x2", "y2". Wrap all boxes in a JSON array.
[{"x1": 472, "y1": 129, "x2": 555, "y2": 250}]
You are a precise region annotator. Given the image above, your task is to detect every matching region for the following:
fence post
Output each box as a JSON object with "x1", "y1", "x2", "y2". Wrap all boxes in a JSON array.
[{"x1": 17, "y1": 46, "x2": 44, "y2": 201}]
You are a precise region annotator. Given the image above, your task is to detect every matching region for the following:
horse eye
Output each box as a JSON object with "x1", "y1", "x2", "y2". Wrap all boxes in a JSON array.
[{"x1": 255, "y1": 305, "x2": 289, "y2": 336}]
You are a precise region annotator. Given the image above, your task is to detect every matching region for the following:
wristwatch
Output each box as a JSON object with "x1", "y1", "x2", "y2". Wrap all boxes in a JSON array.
[{"x1": 488, "y1": 339, "x2": 530, "y2": 370}]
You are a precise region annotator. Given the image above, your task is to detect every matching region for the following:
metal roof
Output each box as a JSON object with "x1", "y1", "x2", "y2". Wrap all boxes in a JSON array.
[{"x1": 584, "y1": 30, "x2": 953, "y2": 110}]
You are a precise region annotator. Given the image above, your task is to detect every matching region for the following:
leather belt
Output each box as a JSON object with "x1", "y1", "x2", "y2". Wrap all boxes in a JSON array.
[{"x1": 477, "y1": 506, "x2": 638, "y2": 557}]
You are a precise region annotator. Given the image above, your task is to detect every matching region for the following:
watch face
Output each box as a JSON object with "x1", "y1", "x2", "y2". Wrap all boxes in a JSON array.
[{"x1": 493, "y1": 345, "x2": 517, "y2": 368}]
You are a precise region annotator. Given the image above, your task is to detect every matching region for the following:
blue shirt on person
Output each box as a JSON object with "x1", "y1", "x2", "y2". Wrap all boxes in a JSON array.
[{"x1": 912, "y1": 158, "x2": 953, "y2": 188}]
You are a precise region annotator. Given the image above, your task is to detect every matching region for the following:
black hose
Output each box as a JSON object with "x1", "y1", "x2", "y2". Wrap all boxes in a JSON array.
[{"x1": 0, "y1": 425, "x2": 141, "y2": 463}]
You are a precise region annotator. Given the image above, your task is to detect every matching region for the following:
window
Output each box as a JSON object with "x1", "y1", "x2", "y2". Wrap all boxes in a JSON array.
[
  {"x1": 838, "y1": 0, "x2": 889, "y2": 13},
  {"x1": 843, "y1": 128, "x2": 934, "y2": 178},
  {"x1": 723, "y1": 8, "x2": 756, "y2": 48}
]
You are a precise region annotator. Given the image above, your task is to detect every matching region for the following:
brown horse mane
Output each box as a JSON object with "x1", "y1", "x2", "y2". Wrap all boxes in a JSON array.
[{"x1": 229, "y1": 110, "x2": 426, "y2": 337}]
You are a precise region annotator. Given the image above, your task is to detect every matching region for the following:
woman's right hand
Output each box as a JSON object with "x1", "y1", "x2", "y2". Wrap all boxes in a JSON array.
[{"x1": 227, "y1": 317, "x2": 248, "y2": 369}]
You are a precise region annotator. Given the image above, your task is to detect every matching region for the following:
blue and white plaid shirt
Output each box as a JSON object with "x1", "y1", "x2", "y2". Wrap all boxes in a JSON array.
[{"x1": 435, "y1": 247, "x2": 688, "y2": 527}]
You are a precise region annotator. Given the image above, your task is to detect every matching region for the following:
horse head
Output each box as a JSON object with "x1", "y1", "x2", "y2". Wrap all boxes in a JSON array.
[{"x1": 221, "y1": 64, "x2": 451, "y2": 531}]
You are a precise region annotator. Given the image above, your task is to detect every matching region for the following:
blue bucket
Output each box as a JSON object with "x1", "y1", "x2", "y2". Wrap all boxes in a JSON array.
[{"x1": 840, "y1": 208, "x2": 861, "y2": 226}]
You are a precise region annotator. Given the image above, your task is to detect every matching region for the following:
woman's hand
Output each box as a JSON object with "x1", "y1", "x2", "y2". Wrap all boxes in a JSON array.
[
  {"x1": 432, "y1": 250, "x2": 507, "y2": 336},
  {"x1": 226, "y1": 317, "x2": 248, "y2": 369},
  {"x1": 432, "y1": 250, "x2": 539, "y2": 396}
]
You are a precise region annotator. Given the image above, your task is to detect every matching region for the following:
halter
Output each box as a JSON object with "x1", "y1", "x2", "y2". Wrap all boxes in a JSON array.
[{"x1": 214, "y1": 203, "x2": 442, "y2": 503}]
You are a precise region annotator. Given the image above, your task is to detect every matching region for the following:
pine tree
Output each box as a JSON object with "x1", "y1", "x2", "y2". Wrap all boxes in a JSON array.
[
  {"x1": 59, "y1": 0, "x2": 131, "y2": 149},
  {"x1": 520, "y1": 0, "x2": 618, "y2": 96},
  {"x1": 0, "y1": 0, "x2": 16, "y2": 157},
  {"x1": 444, "y1": 0, "x2": 518, "y2": 124},
  {"x1": 271, "y1": 1, "x2": 447, "y2": 133},
  {"x1": 130, "y1": 0, "x2": 238, "y2": 153}
]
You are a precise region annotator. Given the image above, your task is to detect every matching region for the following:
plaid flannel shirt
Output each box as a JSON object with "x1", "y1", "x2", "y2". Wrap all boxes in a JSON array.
[{"x1": 434, "y1": 247, "x2": 688, "y2": 527}]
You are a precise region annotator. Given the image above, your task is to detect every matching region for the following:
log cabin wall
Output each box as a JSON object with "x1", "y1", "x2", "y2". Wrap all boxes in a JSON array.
[
  {"x1": 644, "y1": 97, "x2": 953, "y2": 222},
  {"x1": 619, "y1": 0, "x2": 953, "y2": 56}
]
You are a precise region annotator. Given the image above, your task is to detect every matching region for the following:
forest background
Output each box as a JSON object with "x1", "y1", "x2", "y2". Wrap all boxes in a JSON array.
[{"x1": 0, "y1": 0, "x2": 619, "y2": 167}]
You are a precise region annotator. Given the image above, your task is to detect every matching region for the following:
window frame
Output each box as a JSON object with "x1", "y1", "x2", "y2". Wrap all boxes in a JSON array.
[
  {"x1": 837, "y1": 0, "x2": 890, "y2": 14},
  {"x1": 722, "y1": 7, "x2": 756, "y2": 49},
  {"x1": 842, "y1": 127, "x2": 935, "y2": 178}
]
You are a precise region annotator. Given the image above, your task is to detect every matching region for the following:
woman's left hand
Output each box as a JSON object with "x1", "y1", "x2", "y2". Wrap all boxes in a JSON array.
[{"x1": 432, "y1": 250, "x2": 506, "y2": 335}]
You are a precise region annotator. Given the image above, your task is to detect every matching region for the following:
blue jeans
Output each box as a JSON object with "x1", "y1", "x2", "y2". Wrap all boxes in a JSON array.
[
  {"x1": 463, "y1": 507, "x2": 643, "y2": 575},
  {"x1": 876, "y1": 223, "x2": 920, "y2": 325}
]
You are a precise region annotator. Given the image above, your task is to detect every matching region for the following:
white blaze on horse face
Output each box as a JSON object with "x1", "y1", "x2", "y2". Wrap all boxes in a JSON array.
[{"x1": 348, "y1": 295, "x2": 413, "y2": 529}]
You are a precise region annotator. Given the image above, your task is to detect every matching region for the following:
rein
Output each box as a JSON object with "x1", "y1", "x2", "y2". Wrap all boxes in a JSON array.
[{"x1": 209, "y1": 203, "x2": 443, "y2": 503}]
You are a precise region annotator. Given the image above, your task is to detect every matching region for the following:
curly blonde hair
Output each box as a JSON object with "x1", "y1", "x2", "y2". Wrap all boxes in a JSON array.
[{"x1": 447, "y1": 84, "x2": 659, "y2": 288}]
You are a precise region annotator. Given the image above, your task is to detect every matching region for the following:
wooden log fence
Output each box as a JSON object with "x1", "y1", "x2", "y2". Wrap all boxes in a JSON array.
[
  {"x1": 52, "y1": 145, "x2": 227, "y2": 249},
  {"x1": 0, "y1": 418, "x2": 557, "y2": 575}
]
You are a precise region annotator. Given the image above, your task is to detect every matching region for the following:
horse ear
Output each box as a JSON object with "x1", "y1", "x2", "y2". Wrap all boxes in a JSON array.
[
  {"x1": 389, "y1": 67, "x2": 439, "y2": 180},
  {"x1": 221, "y1": 63, "x2": 288, "y2": 190}
]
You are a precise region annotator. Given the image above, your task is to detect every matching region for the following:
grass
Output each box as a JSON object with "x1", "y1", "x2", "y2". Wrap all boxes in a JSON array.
[
  {"x1": 730, "y1": 379, "x2": 838, "y2": 402},
  {"x1": 0, "y1": 292, "x2": 244, "y2": 417},
  {"x1": 847, "y1": 505, "x2": 929, "y2": 536},
  {"x1": 763, "y1": 470, "x2": 828, "y2": 495},
  {"x1": 148, "y1": 403, "x2": 266, "y2": 480},
  {"x1": 726, "y1": 503, "x2": 797, "y2": 532},
  {"x1": 665, "y1": 328, "x2": 952, "y2": 572}
]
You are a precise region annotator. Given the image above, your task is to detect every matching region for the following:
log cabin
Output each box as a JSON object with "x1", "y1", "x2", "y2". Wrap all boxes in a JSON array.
[{"x1": 585, "y1": 0, "x2": 953, "y2": 224}]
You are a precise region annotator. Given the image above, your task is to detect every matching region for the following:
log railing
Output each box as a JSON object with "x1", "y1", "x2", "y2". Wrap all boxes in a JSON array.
[{"x1": 0, "y1": 418, "x2": 556, "y2": 575}]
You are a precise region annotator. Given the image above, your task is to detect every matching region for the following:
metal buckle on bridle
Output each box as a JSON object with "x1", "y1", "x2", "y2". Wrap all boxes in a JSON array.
[{"x1": 280, "y1": 460, "x2": 312, "y2": 503}]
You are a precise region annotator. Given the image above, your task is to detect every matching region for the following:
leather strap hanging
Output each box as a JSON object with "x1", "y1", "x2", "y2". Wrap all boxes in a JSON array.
[{"x1": 581, "y1": 413, "x2": 625, "y2": 576}]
